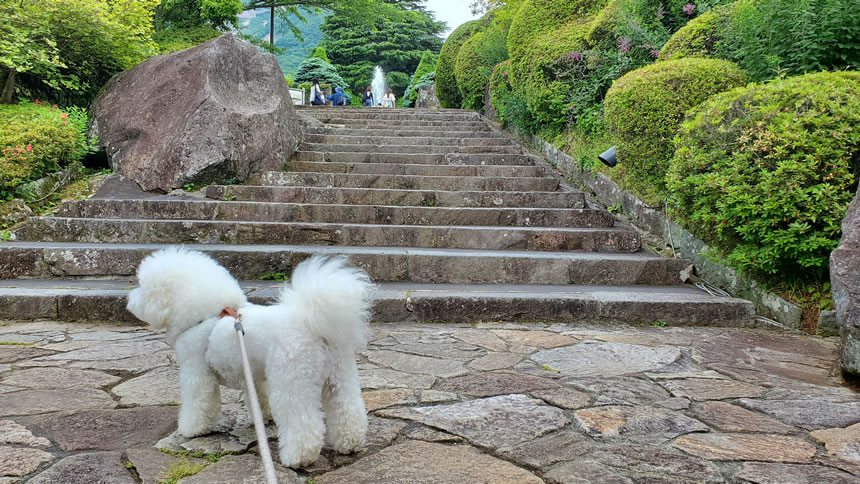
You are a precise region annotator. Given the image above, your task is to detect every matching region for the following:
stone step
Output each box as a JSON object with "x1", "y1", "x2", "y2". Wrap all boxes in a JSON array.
[
  {"x1": 0, "y1": 279, "x2": 756, "y2": 326},
  {"x1": 205, "y1": 186, "x2": 586, "y2": 209},
  {"x1": 0, "y1": 242, "x2": 689, "y2": 285},
  {"x1": 324, "y1": 119, "x2": 489, "y2": 129},
  {"x1": 295, "y1": 151, "x2": 538, "y2": 166},
  {"x1": 303, "y1": 111, "x2": 482, "y2": 122},
  {"x1": 306, "y1": 127, "x2": 507, "y2": 138},
  {"x1": 298, "y1": 143, "x2": 523, "y2": 155},
  {"x1": 55, "y1": 199, "x2": 613, "y2": 228},
  {"x1": 297, "y1": 106, "x2": 476, "y2": 114},
  {"x1": 288, "y1": 161, "x2": 546, "y2": 178},
  {"x1": 303, "y1": 134, "x2": 516, "y2": 146},
  {"x1": 19, "y1": 218, "x2": 640, "y2": 252},
  {"x1": 261, "y1": 172, "x2": 559, "y2": 192}
]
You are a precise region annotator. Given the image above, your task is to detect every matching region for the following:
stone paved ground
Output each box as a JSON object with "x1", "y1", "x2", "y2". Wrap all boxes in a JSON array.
[{"x1": 1, "y1": 321, "x2": 859, "y2": 483}]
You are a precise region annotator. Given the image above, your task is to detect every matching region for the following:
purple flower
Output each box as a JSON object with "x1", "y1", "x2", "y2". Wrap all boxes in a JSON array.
[
  {"x1": 683, "y1": 3, "x2": 695, "y2": 15},
  {"x1": 567, "y1": 51, "x2": 582, "y2": 61},
  {"x1": 650, "y1": 49, "x2": 660, "y2": 58},
  {"x1": 618, "y1": 37, "x2": 632, "y2": 53}
]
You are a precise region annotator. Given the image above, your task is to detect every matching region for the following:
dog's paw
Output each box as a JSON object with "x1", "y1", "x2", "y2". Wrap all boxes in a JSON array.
[
  {"x1": 279, "y1": 445, "x2": 321, "y2": 469},
  {"x1": 177, "y1": 416, "x2": 216, "y2": 438}
]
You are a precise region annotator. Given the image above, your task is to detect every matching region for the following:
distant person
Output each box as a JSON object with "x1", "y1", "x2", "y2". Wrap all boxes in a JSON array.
[
  {"x1": 310, "y1": 79, "x2": 326, "y2": 106},
  {"x1": 362, "y1": 86, "x2": 374, "y2": 107},
  {"x1": 327, "y1": 87, "x2": 348, "y2": 106},
  {"x1": 382, "y1": 89, "x2": 395, "y2": 108}
]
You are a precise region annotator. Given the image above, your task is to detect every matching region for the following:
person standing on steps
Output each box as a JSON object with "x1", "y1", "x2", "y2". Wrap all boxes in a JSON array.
[
  {"x1": 310, "y1": 78, "x2": 326, "y2": 106},
  {"x1": 327, "y1": 87, "x2": 348, "y2": 106},
  {"x1": 362, "y1": 86, "x2": 374, "y2": 107},
  {"x1": 382, "y1": 89, "x2": 396, "y2": 108}
]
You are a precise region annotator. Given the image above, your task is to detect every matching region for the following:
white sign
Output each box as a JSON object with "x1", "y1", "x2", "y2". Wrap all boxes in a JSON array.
[{"x1": 289, "y1": 88, "x2": 305, "y2": 105}]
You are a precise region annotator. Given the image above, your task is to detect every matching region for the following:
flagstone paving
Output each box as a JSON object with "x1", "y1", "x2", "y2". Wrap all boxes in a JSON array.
[{"x1": 1, "y1": 320, "x2": 858, "y2": 483}]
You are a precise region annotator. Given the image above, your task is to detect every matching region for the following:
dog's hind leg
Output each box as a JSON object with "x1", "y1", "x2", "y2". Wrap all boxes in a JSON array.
[
  {"x1": 177, "y1": 360, "x2": 222, "y2": 438},
  {"x1": 244, "y1": 380, "x2": 272, "y2": 423},
  {"x1": 322, "y1": 350, "x2": 368, "y2": 454},
  {"x1": 265, "y1": 356, "x2": 326, "y2": 468}
]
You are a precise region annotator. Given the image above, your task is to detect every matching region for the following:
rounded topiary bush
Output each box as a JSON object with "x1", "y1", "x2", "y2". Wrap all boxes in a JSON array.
[
  {"x1": 604, "y1": 57, "x2": 747, "y2": 203},
  {"x1": 436, "y1": 20, "x2": 479, "y2": 108},
  {"x1": 294, "y1": 57, "x2": 347, "y2": 88},
  {"x1": 454, "y1": 24, "x2": 508, "y2": 111},
  {"x1": 667, "y1": 71, "x2": 860, "y2": 279},
  {"x1": 659, "y1": 4, "x2": 733, "y2": 61}
]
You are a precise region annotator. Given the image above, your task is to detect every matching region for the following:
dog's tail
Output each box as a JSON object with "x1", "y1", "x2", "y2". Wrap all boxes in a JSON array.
[{"x1": 279, "y1": 256, "x2": 375, "y2": 351}]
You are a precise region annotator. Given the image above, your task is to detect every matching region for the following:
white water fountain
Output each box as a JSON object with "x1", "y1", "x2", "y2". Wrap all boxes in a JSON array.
[{"x1": 371, "y1": 66, "x2": 386, "y2": 107}]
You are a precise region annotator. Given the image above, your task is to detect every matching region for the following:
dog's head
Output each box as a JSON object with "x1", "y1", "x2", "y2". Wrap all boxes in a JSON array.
[{"x1": 127, "y1": 247, "x2": 247, "y2": 334}]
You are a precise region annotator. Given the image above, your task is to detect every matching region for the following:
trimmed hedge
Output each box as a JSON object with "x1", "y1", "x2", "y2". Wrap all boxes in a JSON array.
[
  {"x1": 659, "y1": 7, "x2": 730, "y2": 61},
  {"x1": 0, "y1": 102, "x2": 84, "y2": 193},
  {"x1": 404, "y1": 51, "x2": 438, "y2": 107},
  {"x1": 454, "y1": 23, "x2": 508, "y2": 111},
  {"x1": 604, "y1": 58, "x2": 747, "y2": 203},
  {"x1": 667, "y1": 71, "x2": 860, "y2": 279},
  {"x1": 436, "y1": 20, "x2": 479, "y2": 109}
]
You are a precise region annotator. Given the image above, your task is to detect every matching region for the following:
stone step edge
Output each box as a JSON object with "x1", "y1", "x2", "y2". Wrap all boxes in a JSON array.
[{"x1": 0, "y1": 281, "x2": 756, "y2": 326}]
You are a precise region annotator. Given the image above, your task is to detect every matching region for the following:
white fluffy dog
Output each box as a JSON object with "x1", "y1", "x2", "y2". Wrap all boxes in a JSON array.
[{"x1": 126, "y1": 247, "x2": 375, "y2": 468}]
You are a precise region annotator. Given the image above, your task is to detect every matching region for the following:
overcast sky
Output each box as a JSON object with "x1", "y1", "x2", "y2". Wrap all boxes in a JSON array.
[{"x1": 425, "y1": 0, "x2": 480, "y2": 36}]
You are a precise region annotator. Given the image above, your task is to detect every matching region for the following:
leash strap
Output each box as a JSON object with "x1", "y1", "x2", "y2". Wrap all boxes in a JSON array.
[{"x1": 233, "y1": 316, "x2": 279, "y2": 484}]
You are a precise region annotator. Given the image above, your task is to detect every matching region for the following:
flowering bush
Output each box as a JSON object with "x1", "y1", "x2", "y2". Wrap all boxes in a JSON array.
[
  {"x1": 667, "y1": 71, "x2": 860, "y2": 279},
  {"x1": 0, "y1": 102, "x2": 86, "y2": 194}
]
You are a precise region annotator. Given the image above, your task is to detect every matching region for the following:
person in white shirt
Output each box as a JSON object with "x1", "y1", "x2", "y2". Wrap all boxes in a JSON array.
[
  {"x1": 382, "y1": 89, "x2": 396, "y2": 108},
  {"x1": 310, "y1": 78, "x2": 326, "y2": 106}
]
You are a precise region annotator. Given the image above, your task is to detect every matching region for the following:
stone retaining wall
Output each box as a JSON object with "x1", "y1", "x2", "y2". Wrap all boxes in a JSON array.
[{"x1": 491, "y1": 120, "x2": 807, "y2": 329}]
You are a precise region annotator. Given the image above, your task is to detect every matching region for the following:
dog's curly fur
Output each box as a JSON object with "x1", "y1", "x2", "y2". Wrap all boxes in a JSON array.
[{"x1": 126, "y1": 247, "x2": 375, "y2": 468}]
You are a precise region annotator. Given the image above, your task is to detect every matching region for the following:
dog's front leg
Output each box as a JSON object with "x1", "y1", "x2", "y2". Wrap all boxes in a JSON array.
[
  {"x1": 323, "y1": 351, "x2": 367, "y2": 454},
  {"x1": 177, "y1": 360, "x2": 222, "y2": 438}
]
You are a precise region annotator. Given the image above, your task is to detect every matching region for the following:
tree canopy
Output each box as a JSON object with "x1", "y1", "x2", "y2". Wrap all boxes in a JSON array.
[{"x1": 320, "y1": 0, "x2": 445, "y2": 95}]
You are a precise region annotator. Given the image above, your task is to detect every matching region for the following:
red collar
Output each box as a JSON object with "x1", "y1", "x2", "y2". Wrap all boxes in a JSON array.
[{"x1": 220, "y1": 307, "x2": 239, "y2": 319}]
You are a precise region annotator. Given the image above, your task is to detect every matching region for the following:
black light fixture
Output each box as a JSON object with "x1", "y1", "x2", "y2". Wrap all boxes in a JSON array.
[{"x1": 598, "y1": 146, "x2": 618, "y2": 168}]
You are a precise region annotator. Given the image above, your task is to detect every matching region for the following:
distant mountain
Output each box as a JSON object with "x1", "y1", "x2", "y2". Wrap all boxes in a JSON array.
[{"x1": 239, "y1": 9, "x2": 325, "y2": 76}]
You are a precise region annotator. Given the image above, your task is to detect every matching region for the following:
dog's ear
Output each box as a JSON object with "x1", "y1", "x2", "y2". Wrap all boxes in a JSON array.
[{"x1": 126, "y1": 286, "x2": 174, "y2": 329}]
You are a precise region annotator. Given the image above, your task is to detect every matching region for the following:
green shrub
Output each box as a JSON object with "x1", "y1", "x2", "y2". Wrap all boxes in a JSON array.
[
  {"x1": 404, "y1": 51, "x2": 438, "y2": 107},
  {"x1": 489, "y1": 60, "x2": 540, "y2": 133},
  {"x1": 152, "y1": 27, "x2": 222, "y2": 54},
  {"x1": 436, "y1": 20, "x2": 479, "y2": 108},
  {"x1": 667, "y1": 71, "x2": 860, "y2": 279},
  {"x1": 0, "y1": 102, "x2": 85, "y2": 193},
  {"x1": 310, "y1": 45, "x2": 330, "y2": 63},
  {"x1": 604, "y1": 58, "x2": 746, "y2": 203},
  {"x1": 385, "y1": 71, "x2": 411, "y2": 98},
  {"x1": 659, "y1": 6, "x2": 730, "y2": 61},
  {"x1": 454, "y1": 24, "x2": 508, "y2": 111},
  {"x1": 294, "y1": 57, "x2": 347, "y2": 88}
]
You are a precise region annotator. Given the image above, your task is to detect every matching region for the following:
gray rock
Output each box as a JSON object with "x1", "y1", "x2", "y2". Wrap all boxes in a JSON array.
[
  {"x1": 469, "y1": 352, "x2": 523, "y2": 371},
  {"x1": 0, "y1": 367, "x2": 120, "y2": 390},
  {"x1": 0, "y1": 446, "x2": 53, "y2": 478},
  {"x1": 735, "y1": 462, "x2": 857, "y2": 483},
  {"x1": 180, "y1": 434, "x2": 248, "y2": 454},
  {"x1": 91, "y1": 34, "x2": 302, "y2": 193},
  {"x1": 737, "y1": 398, "x2": 860, "y2": 430},
  {"x1": 28, "y1": 407, "x2": 178, "y2": 451},
  {"x1": 112, "y1": 367, "x2": 180, "y2": 406},
  {"x1": 434, "y1": 371, "x2": 558, "y2": 397},
  {"x1": 378, "y1": 394, "x2": 568, "y2": 450},
  {"x1": 574, "y1": 405, "x2": 708, "y2": 441},
  {"x1": 495, "y1": 430, "x2": 592, "y2": 469},
  {"x1": 66, "y1": 351, "x2": 173, "y2": 374},
  {"x1": 833, "y1": 188, "x2": 860, "y2": 375},
  {"x1": 530, "y1": 387, "x2": 592, "y2": 409},
  {"x1": 402, "y1": 426, "x2": 463, "y2": 443},
  {"x1": 0, "y1": 347, "x2": 53, "y2": 364},
  {"x1": 126, "y1": 448, "x2": 207, "y2": 484},
  {"x1": 0, "y1": 199, "x2": 32, "y2": 226},
  {"x1": 316, "y1": 440, "x2": 543, "y2": 483},
  {"x1": 362, "y1": 388, "x2": 417, "y2": 411},
  {"x1": 564, "y1": 376, "x2": 671, "y2": 406},
  {"x1": 531, "y1": 341, "x2": 680, "y2": 376},
  {"x1": 450, "y1": 329, "x2": 507, "y2": 351},
  {"x1": 359, "y1": 368, "x2": 436, "y2": 390},
  {"x1": 660, "y1": 378, "x2": 766, "y2": 401},
  {"x1": 366, "y1": 349, "x2": 468, "y2": 378},
  {"x1": 0, "y1": 388, "x2": 115, "y2": 417},
  {"x1": 27, "y1": 451, "x2": 133, "y2": 484},
  {"x1": 690, "y1": 401, "x2": 796, "y2": 434},
  {"x1": 35, "y1": 340, "x2": 169, "y2": 361},
  {"x1": 543, "y1": 460, "x2": 632, "y2": 484},
  {"x1": 672, "y1": 433, "x2": 816, "y2": 463},
  {"x1": 366, "y1": 416, "x2": 408, "y2": 448},
  {"x1": 178, "y1": 454, "x2": 302, "y2": 483},
  {"x1": 0, "y1": 420, "x2": 50, "y2": 447},
  {"x1": 591, "y1": 443, "x2": 723, "y2": 482}
]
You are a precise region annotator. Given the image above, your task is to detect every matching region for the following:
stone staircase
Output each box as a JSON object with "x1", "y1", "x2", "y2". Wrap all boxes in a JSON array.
[{"x1": 0, "y1": 107, "x2": 755, "y2": 325}]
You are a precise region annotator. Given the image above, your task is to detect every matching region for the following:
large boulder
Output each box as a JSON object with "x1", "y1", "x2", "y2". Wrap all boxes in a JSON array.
[
  {"x1": 90, "y1": 34, "x2": 302, "y2": 193},
  {"x1": 833, "y1": 188, "x2": 860, "y2": 376}
]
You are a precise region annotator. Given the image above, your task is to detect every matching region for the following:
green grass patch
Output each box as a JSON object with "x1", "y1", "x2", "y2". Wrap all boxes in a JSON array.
[
  {"x1": 260, "y1": 272, "x2": 289, "y2": 282},
  {"x1": 157, "y1": 459, "x2": 209, "y2": 484},
  {"x1": 0, "y1": 341, "x2": 36, "y2": 346}
]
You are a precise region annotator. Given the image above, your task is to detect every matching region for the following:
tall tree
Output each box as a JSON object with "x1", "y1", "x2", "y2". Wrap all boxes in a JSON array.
[{"x1": 320, "y1": 1, "x2": 445, "y2": 95}]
